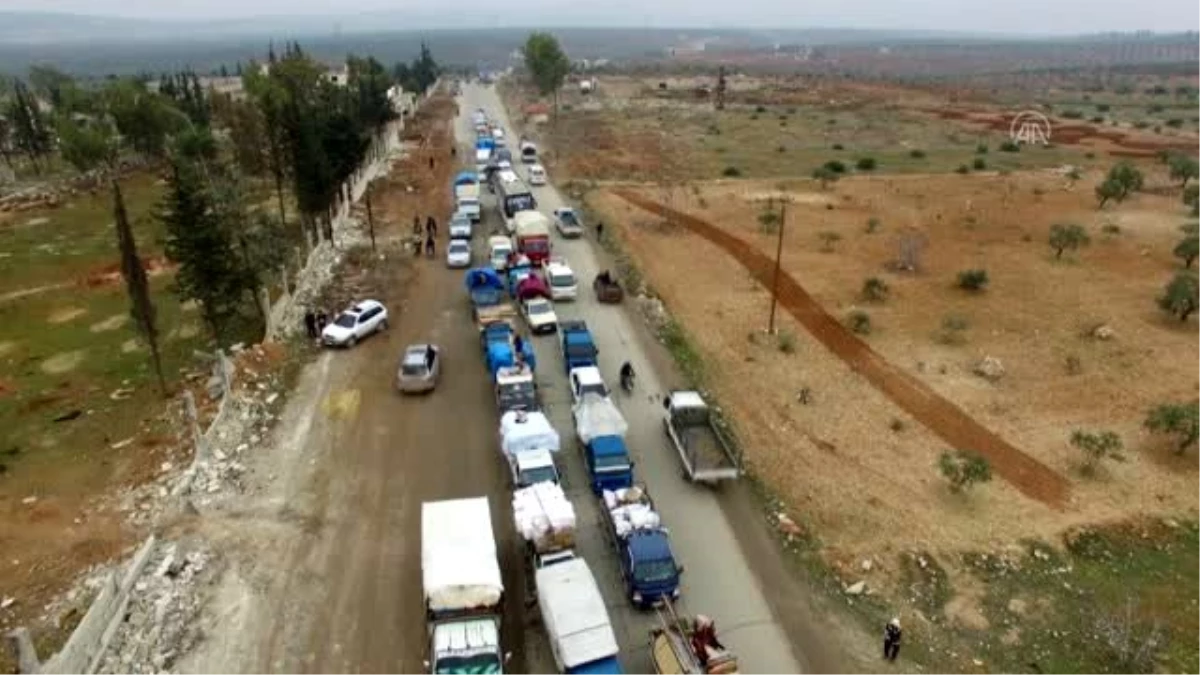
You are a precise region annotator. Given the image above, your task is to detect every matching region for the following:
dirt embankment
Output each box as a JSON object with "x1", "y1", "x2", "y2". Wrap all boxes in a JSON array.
[{"x1": 613, "y1": 189, "x2": 1071, "y2": 507}]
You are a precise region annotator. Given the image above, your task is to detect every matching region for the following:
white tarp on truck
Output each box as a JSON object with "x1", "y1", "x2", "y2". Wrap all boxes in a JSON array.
[
  {"x1": 422, "y1": 498, "x2": 504, "y2": 613},
  {"x1": 536, "y1": 558, "x2": 620, "y2": 671},
  {"x1": 573, "y1": 394, "x2": 628, "y2": 444},
  {"x1": 512, "y1": 481, "x2": 576, "y2": 552},
  {"x1": 500, "y1": 410, "x2": 561, "y2": 455}
]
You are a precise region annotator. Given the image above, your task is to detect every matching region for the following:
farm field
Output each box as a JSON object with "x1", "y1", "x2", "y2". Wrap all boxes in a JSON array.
[
  {"x1": 0, "y1": 172, "x2": 230, "y2": 645},
  {"x1": 500, "y1": 68, "x2": 1200, "y2": 671}
]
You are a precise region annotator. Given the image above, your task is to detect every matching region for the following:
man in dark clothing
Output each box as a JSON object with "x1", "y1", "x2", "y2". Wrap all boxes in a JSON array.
[
  {"x1": 315, "y1": 310, "x2": 328, "y2": 334},
  {"x1": 596, "y1": 221, "x2": 604, "y2": 239},
  {"x1": 691, "y1": 616, "x2": 725, "y2": 668},
  {"x1": 425, "y1": 236, "x2": 435, "y2": 256},
  {"x1": 426, "y1": 216, "x2": 437, "y2": 237},
  {"x1": 428, "y1": 156, "x2": 435, "y2": 170},
  {"x1": 412, "y1": 215, "x2": 421, "y2": 237},
  {"x1": 883, "y1": 618, "x2": 902, "y2": 661},
  {"x1": 513, "y1": 334, "x2": 525, "y2": 358},
  {"x1": 303, "y1": 310, "x2": 317, "y2": 339}
]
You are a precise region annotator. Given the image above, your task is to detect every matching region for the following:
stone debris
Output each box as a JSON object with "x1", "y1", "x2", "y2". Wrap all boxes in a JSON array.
[
  {"x1": 972, "y1": 356, "x2": 1005, "y2": 381},
  {"x1": 97, "y1": 541, "x2": 212, "y2": 675},
  {"x1": 1091, "y1": 324, "x2": 1115, "y2": 341},
  {"x1": 844, "y1": 580, "x2": 866, "y2": 595}
]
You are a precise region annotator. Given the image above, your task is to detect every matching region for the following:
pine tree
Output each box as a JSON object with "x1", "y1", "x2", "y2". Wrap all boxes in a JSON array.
[
  {"x1": 113, "y1": 180, "x2": 167, "y2": 395},
  {"x1": 159, "y1": 157, "x2": 250, "y2": 344},
  {"x1": 7, "y1": 80, "x2": 52, "y2": 170}
]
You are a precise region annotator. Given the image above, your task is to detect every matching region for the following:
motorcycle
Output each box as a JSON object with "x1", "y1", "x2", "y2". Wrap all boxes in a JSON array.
[{"x1": 620, "y1": 368, "x2": 635, "y2": 394}]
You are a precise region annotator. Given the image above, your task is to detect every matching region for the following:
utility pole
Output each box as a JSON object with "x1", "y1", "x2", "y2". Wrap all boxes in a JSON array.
[
  {"x1": 768, "y1": 201, "x2": 787, "y2": 334},
  {"x1": 365, "y1": 189, "x2": 377, "y2": 253}
]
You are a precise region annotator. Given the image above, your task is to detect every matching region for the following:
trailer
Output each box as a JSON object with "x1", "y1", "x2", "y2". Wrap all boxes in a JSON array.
[
  {"x1": 648, "y1": 601, "x2": 739, "y2": 674},
  {"x1": 662, "y1": 391, "x2": 741, "y2": 486}
]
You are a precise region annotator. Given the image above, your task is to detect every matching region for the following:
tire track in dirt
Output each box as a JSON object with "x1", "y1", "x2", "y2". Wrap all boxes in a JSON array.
[{"x1": 613, "y1": 189, "x2": 1070, "y2": 507}]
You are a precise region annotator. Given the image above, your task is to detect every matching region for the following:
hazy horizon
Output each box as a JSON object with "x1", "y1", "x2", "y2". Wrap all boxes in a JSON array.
[{"x1": 2, "y1": 0, "x2": 1197, "y2": 34}]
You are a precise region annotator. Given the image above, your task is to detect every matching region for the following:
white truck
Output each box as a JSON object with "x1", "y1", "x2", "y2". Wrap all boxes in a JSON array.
[
  {"x1": 536, "y1": 558, "x2": 624, "y2": 674},
  {"x1": 456, "y1": 183, "x2": 482, "y2": 223},
  {"x1": 499, "y1": 410, "x2": 562, "y2": 488},
  {"x1": 422, "y1": 498, "x2": 510, "y2": 674}
]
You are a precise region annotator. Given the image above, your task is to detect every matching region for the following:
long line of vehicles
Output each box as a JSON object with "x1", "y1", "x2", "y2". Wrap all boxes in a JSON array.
[{"x1": 421, "y1": 105, "x2": 745, "y2": 674}]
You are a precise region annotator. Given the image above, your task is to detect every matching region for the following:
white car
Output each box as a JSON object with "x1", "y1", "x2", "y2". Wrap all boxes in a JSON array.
[
  {"x1": 543, "y1": 260, "x2": 577, "y2": 301},
  {"x1": 527, "y1": 164, "x2": 547, "y2": 186},
  {"x1": 322, "y1": 299, "x2": 388, "y2": 348},
  {"x1": 489, "y1": 236, "x2": 514, "y2": 272},
  {"x1": 521, "y1": 296, "x2": 558, "y2": 335},
  {"x1": 449, "y1": 212, "x2": 473, "y2": 239},
  {"x1": 446, "y1": 239, "x2": 472, "y2": 268},
  {"x1": 552, "y1": 208, "x2": 584, "y2": 238}
]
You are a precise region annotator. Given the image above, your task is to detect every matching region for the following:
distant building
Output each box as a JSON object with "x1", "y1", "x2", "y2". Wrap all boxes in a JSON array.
[{"x1": 322, "y1": 64, "x2": 349, "y2": 87}]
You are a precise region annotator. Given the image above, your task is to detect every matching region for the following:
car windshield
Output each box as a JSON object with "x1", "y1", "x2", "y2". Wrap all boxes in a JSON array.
[
  {"x1": 492, "y1": 248, "x2": 512, "y2": 259},
  {"x1": 594, "y1": 453, "x2": 630, "y2": 472},
  {"x1": 401, "y1": 363, "x2": 426, "y2": 377},
  {"x1": 334, "y1": 313, "x2": 356, "y2": 328},
  {"x1": 434, "y1": 654, "x2": 501, "y2": 675},
  {"x1": 450, "y1": 243, "x2": 470, "y2": 254},
  {"x1": 506, "y1": 194, "x2": 535, "y2": 212},
  {"x1": 581, "y1": 382, "x2": 608, "y2": 398},
  {"x1": 566, "y1": 343, "x2": 596, "y2": 359},
  {"x1": 451, "y1": 215, "x2": 471, "y2": 226},
  {"x1": 550, "y1": 272, "x2": 575, "y2": 287},
  {"x1": 527, "y1": 302, "x2": 551, "y2": 316},
  {"x1": 498, "y1": 382, "x2": 537, "y2": 410},
  {"x1": 633, "y1": 557, "x2": 678, "y2": 585},
  {"x1": 521, "y1": 466, "x2": 558, "y2": 486}
]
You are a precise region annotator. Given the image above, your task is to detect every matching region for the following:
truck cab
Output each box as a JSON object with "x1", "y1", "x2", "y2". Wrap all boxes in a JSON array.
[
  {"x1": 569, "y1": 366, "x2": 610, "y2": 406},
  {"x1": 510, "y1": 448, "x2": 561, "y2": 488},
  {"x1": 495, "y1": 365, "x2": 539, "y2": 414},
  {"x1": 624, "y1": 531, "x2": 683, "y2": 609},
  {"x1": 560, "y1": 320, "x2": 598, "y2": 375},
  {"x1": 585, "y1": 435, "x2": 634, "y2": 494},
  {"x1": 428, "y1": 618, "x2": 507, "y2": 674}
]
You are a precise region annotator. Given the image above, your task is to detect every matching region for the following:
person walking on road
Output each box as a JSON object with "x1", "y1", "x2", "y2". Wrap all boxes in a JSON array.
[
  {"x1": 595, "y1": 220, "x2": 604, "y2": 240},
  {"x1": 425, "y1": 236, "x2": 436, "y2": 257},
  {"x1": 303, "y1": 310, "x2": 317, "y2": 339},
  {"x1": 426, "y1": 216, "x2": 438, "y2": 238},
  {"x1": 883, "y1": 618, "x2": 902, "y2": 661},
  {"x1": 513, "y1": 334, "x2": 525, "y2": 358},
  {"x1": 412, "y1": 215, "x2": 421, "y2": 237}
]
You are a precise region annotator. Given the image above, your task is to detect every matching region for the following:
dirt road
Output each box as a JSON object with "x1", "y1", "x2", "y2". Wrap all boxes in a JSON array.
[{"x1": 612, "y1": 189, "x2": 1071, "y2": 508}]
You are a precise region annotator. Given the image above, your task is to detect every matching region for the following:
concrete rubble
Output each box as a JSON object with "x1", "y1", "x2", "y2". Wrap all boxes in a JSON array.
[{"x1": 96, "y1": 541, "x2": 212, "y2": 675}]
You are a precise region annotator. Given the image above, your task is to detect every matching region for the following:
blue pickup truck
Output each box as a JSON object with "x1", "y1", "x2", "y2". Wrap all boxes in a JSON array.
[
  {"x1": 560, "y1": 320, "x2": 598, "y2": 375},
  {"x1": 481, "y1": 319, "x2": 537, "y2": 378},
  {"x1": 465, "y1": 267, "x2": 505, "y2": 313},
  {"x1": 574, "y1": 394, "x2": 633, "y2": 494},
  {"x1": 599, "y1": 485, "x2": 683, "y2": 610}
]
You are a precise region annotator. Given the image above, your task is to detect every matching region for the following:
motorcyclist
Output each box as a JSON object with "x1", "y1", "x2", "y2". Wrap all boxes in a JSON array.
[{"x1": 620, "y1": 361, "x2": 635, "y2": 389}]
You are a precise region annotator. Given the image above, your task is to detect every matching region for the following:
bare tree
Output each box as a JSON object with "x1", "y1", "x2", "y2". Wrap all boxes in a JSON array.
[{"x1": 113, "y1": 180, "x2": 167, "y2": 395}]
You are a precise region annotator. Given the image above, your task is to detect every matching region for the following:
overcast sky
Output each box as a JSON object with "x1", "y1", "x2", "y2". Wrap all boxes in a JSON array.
[{"x1": 2, "y1": 0, "x2": 1197, "y2": 33}]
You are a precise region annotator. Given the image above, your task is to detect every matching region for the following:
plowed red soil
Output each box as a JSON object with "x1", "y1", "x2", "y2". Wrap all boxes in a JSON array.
[{"x1": 613, "y1": 189, "x2": 1071, "y2": 507}]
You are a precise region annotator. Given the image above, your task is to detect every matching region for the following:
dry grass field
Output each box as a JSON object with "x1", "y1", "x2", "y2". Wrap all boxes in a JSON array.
[{"x1": 502, "y1": 69, "x2": 1200, "y2": 671}]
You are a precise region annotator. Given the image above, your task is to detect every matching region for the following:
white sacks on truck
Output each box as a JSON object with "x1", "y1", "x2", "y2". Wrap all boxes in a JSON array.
[
  {"x1": 602, "y1": 487, "x2": 662, "y2": 538},
  {"x1": 512, "y1": 481, "x2": 576, "y2": 552}
]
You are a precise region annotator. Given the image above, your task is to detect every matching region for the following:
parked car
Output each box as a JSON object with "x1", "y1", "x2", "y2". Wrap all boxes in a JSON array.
[
  {"x1": 528, "y1": 164, "x2": 547, "y2": 186},
  {"x1": 446, "y1": 239, "x2": 472, "y2": 268},
  {"x1": 397, "y1": 344, "x2": 441, "y2": 394},
  {"x1": 322, "y1": 299, "x2": 388, "y2": 348},
  {"x1": 543, "y1": 260, "x2": 578, "y2": 301},
  {"x1": 552, "y1": 208, "x2": 584, "y2": 238},
  {"x1": 521, "y1": 296, "x2": 559, "y2": 334},
  {"x1": 449, "y1": 211, "x2": 473, "y2": 240}
]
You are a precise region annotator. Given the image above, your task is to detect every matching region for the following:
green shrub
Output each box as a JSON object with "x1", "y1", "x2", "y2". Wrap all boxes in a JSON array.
[
  {"x1": 957, "y1": 269, "x2": 990, "y2": 291},
  {"x1": 861, "y1": 277, "x2": 890, "y2": 301},
  {"x1": 846, "y1": 309, "x2": 872, "y2": 335},
  {"x1": 973, "y1": 157, "x2": 987, "y2": 170},
  {"x1": 865, "y1": 217, "x2": 881, "y2": 233},
  {"x1": 909, "y1": 149, "x2": 926, "y2": 159},
  {"x1": 975, "y1": 143, "x2": 989, "y2": 154},
  {"x1": 1062, "y1": 109, "x2": 1084, "y2": 119},
  {"x1": 722, "y1": 166, "x2": 742, "y2": 177},
  {"x1": 823, "y1": 159, "x2": 847, "y2": 174},
  {"x1": 999, "y1": 140, "x2": 1021, "y2": 152},
  {"x1": 955, "y1": 164, "x2": 971, "y2": 174},
  {"x1": 832, "y1": 143, "x2": 844, "y2": 150},
  {"x1": 856, "y1": 157, "x2": 878, "y2": 171}
]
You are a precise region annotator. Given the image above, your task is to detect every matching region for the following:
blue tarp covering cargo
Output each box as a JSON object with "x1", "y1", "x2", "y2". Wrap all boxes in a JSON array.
[
  {"x1": 454, "y1": 171, "x2": 478, "y2": 187},
  {"x1": 466, "y1": 268, "x2": 505, "y2": 307}
]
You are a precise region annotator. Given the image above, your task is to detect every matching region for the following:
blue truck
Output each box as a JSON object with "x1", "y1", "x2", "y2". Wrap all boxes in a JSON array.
[
  {"x1": 465, "y1": 267, "x2": 505, "y2": 313},
  {"x1": 598, "y1": 485, "x2": 683, "y2": 610},
  {"x1": 559, "y1": 320, "x2": 598, "y2": 375},
  {"x1": 573, "y1": 394, "x2": 633, "y2": 495},
  {"x1": 481, "y1": 318, "x2": 537, "y2": 378}
]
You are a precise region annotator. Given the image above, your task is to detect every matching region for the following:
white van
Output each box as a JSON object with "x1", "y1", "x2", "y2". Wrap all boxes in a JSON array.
[{"x1": 488, "y1": 236, "x2": 514, "y2": 272}]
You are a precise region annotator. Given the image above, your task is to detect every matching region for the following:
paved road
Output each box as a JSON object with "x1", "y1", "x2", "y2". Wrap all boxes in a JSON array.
[{"x1": 458, "y1": 83, "x2": 804, "y2": 674}]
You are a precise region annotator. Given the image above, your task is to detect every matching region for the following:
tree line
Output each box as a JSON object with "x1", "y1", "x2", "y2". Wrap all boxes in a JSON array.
[{"x1": 0, "y1": 43, "x2": 439, "y2": 394}]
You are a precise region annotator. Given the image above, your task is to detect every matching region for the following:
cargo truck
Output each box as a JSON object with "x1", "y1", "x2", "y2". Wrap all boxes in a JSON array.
[
  {"x1": 599, "y1": 486, "x2": 683, "y2": 609},
  {"x1": 537, "y1": 558, "x2": 624, "y2": 674},
  {"x1": 422, "y1": 498, "x2": 510, "y2": 674}
]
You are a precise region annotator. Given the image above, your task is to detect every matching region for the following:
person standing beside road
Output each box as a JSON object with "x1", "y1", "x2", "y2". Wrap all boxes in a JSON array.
[
  {"x1": 303, "y1": 310, "x2": 317, "y2": 339},
  {"x1": 595, "y1": 220, "x2": 604, "y2": 240},
  {"x1": 513, "y1": 334, "x2": 525, "y2": 358},
  {"x1": 315, "y1": 310, "x2": 328, "y2": 335},
  {"x1": 883, "y1": 618, "x2": 902, "y2": 661},
  {"x1": 426, "y1": 216, "x2": 438, "y2": 238}
]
